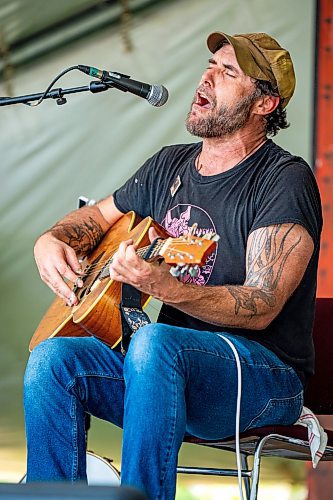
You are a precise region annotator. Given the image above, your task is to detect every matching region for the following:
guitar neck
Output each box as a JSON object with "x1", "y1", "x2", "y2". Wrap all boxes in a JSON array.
[
  {"x1": 97, "y1": 238, "x2": 165, "y2": 280},
  {"x1": 97, "y1": 231, "x2": 218, "y2": 281}
]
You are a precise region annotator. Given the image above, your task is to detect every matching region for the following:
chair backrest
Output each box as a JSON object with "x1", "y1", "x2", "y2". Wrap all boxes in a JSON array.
[{"x1": 304, "y1": 297, "x2": 333, "y2": 414}]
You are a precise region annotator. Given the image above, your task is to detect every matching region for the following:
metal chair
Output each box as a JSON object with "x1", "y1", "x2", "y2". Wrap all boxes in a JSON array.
[{"x1": 177, "y1": 297, "x2": 333, "y2": 499}]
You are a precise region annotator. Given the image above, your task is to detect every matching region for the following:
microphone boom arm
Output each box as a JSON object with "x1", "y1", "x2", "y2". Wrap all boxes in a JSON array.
[{"x1": 0, "y1": 81, "x2": 115, "y2": 107}]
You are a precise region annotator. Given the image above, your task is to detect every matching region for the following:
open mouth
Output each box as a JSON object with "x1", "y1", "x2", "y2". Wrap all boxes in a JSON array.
[{"x1": 194, "y1": 91, "x2": 212, "y2": 109}]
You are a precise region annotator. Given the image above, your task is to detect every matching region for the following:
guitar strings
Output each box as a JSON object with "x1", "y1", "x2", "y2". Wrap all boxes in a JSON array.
[{"x1": 75, "y1": 244, "x2": 161, "y2": 281}]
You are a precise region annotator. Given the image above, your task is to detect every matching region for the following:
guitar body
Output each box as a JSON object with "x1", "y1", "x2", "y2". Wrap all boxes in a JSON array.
[{"x1": 29, "y1": 212, "x2": 169, "y2": 351}]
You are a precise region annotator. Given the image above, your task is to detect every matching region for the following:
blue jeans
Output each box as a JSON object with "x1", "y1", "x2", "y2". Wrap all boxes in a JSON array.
[{"x1": 24, "y1": 324, "x2": 303, "y2": 499}]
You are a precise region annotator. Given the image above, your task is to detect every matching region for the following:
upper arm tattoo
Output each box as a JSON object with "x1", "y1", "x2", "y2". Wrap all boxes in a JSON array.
[
  {"x1": 245, "y1": 224, "x2": 301, "y2": 289},
  {"x1": 226, "y1": 224, "x2": 302, "y2": 319},
  {"x1": 50, "y1": 216, "x2": 105, "y2": 254}
]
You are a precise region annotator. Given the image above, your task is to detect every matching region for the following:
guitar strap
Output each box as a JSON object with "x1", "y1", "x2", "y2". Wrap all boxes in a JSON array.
[
  {"x1": 119, "y1": 237, "x2": 163, "y2": 354},
  {"x1": 119, "y1": 284, "x2": 151, "y2": 355}
]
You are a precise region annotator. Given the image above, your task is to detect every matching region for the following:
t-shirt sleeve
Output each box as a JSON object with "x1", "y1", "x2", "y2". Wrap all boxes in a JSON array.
[
  {"x1": 112, "y1": 149, "x2": 162, "y2": 218},
  {"x1": 250, "y1": 160, "x2": 322, "y2": 244}
]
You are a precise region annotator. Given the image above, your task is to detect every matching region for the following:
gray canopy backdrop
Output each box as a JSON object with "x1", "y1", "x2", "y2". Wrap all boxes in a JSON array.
[{"x1": 0, "y1": 0, "x2": 314, "y2": 493}]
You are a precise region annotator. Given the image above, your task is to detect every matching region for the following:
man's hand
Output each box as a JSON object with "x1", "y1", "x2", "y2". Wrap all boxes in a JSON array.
[
  {"x1": 34, "y1": 233, "x2": 83, "y2": 306},
  {"x1": 33, "y1": 198, "x2": 123, "y2": 306},
  {"x1": 109, "y1": 228, "x2": 181, "y2": 301}
]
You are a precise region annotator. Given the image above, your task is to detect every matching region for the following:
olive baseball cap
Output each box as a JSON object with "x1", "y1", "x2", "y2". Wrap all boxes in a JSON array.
[{"x1": 207, "y1": 32, "x2": 295, "y2": 107}]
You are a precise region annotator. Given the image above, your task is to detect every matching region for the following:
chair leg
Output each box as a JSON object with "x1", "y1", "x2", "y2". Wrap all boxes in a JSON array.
[
  {"x1": 250, "y1": 434, "x2": 278, "y2": 500},
  {"x1": 241, "y1": 453, "x2": 251, "y2": 500}
]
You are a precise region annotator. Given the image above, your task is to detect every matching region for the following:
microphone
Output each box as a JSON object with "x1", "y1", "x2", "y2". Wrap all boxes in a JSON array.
[{"x1": 77, "y1": 65, "x2": 168, "y2": 107}]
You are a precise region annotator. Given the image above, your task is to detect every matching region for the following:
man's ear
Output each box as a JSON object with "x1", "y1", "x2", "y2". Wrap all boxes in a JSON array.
[{"x1": 253, "y1": 95, "x2": 280, "y2": 116}]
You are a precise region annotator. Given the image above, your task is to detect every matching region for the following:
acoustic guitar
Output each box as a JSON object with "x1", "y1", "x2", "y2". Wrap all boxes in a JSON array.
[{"x1": 29, "y1": 211, "x2": 218, "y2": 351}]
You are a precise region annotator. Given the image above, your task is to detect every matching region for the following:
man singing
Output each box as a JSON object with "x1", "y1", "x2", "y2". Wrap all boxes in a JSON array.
[{"x1": 25, "y1": 31, "x2": 322, "y2": 499}]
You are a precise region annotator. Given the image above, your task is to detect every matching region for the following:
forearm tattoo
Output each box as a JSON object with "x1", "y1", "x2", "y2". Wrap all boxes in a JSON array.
[
  {"x1": 226, "y1": 224, "x2": 301, "y2": 317},
  {"x1": 225, "y1": 285, "x2": 276, "y2": 316},
  {"x1": 50, "y1": 216, "x2": 105, "y2": 254}
]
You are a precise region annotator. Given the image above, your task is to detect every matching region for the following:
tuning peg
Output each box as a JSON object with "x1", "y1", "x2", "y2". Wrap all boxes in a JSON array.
[
  {"x1": 189, "y1": 265, "x2": 199, "y2": 278},
  {"x1": 180, "y1": 265, "x2": 189, "y2": 276},
  {"x1": 202, "y1": 232, "x2": 220, "y2": 241},
  {"x1": 170, "y1": 265, "x2": 181, "y2": 277}
]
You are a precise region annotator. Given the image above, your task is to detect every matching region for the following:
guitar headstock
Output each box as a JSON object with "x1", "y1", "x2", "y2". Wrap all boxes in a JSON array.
[{"x1": 158, "y1": 229, "x2": 219, "y2": 278}]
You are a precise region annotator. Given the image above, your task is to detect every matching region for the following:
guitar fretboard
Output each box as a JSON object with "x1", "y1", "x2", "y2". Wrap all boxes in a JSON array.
[{"x1": 98, "y1": 238, "x2": 165, "y2": 280}]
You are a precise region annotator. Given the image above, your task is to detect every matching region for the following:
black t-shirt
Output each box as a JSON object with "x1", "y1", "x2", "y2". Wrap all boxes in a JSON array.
[{"x1": 113, "y1": 140, "x2": 322, "y2": 386}]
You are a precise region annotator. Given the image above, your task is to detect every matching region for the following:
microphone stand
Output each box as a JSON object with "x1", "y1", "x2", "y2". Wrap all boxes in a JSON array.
[{"x1": 0, "y1": 80, "x2": 113, "y2": 107}]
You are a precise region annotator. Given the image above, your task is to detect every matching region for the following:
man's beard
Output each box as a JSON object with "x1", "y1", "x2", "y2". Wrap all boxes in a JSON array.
[{"x1": 186, "y1": 89, "x2": 260, "y2": 138}]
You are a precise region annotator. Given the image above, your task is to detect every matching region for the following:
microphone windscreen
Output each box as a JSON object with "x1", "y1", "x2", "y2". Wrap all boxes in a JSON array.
[{"x1": 147, "y1": 85, "x2": 169, "y2": 107}]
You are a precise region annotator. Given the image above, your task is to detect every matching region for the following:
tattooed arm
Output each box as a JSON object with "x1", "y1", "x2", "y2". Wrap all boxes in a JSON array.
[
  {"x1": 48, "y1": 208, "x2": 107, "y2": 256},
  {"x1": 222, "y1": 223, "x2": 312, "y2": 327},
  {"x1": 163, "y1": 223, "x2": 314, "y2": 329},
  {"x1": 34, "y1": 195, "x2": 123, "y2": 305}
]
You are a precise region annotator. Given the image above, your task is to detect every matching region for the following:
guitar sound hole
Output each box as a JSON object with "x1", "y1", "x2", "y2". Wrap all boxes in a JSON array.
[{"x1": 74, "y1": 252, "x2": 106, "y2": 301}]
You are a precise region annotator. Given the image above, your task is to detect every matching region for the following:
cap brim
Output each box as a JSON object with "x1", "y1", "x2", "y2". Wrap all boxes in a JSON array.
[{"x1": 207, "y1": 32, "x2": 231, "y2": 53}]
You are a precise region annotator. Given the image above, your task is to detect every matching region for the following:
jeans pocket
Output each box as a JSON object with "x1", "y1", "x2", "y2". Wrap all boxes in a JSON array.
[{"x1": 244, "y1": 391, "x2": 304, "y2": 431}]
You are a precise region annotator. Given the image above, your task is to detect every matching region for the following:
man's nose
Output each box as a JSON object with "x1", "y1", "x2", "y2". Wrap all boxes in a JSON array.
[{"x1": 200, "y1": 70, "x2": 213, "y2": 88}]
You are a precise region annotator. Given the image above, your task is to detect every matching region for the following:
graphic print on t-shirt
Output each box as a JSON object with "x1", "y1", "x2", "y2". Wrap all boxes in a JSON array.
[{"x1": 162, "y1": 204, "x2": 217, "y2": 285}]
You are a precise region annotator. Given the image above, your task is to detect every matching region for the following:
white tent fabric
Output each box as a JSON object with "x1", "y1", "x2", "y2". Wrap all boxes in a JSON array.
[
  {"x1": 0, "y1": 0, "x2": 108, "y2": 45},
  {"x1": 0, "y1": 0, "x2": 314, "y2": 482}
]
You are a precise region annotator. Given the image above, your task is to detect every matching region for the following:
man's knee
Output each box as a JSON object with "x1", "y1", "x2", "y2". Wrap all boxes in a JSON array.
[
  {"x1": 24, "y1": 338, "x2": 79, "y2": 393},
  {"x1": 124, "y1": 323, "x2": 174, "y2": 375}
]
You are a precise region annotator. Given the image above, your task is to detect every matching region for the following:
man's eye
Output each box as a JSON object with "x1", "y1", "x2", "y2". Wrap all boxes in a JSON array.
[{"x1": 226, "y1": 73, "x2": 236, "y2": 78}]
